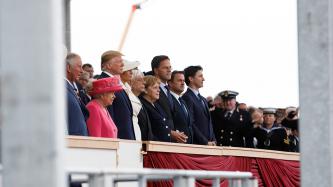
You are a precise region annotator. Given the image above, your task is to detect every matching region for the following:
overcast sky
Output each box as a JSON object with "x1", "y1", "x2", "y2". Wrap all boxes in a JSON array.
[{"x1": 71, "y1": 0, "x2": 298, "y2": 108}]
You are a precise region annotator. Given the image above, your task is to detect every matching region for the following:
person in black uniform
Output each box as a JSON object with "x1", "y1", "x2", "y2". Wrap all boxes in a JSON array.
[
  {"x1": 281, "y1": 107, "x2": 299, "y2": 152},
  {"x1": 252, "y1": 108, "x2": 290, "y2": 151},
  {"x1": 212, "y1": 90, "x2": 253, "y2": 147}
]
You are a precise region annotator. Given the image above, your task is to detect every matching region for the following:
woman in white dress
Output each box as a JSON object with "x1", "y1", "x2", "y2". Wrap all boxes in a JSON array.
[{"x1": 120, "y1": 60, "x2": 142, "y2": 140}]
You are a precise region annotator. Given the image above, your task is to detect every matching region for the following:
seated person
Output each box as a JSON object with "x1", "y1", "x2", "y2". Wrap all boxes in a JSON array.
[
  {"x1": 86, "y1": 77, "x2": 123, "y2": 138},
  {"x1": 139, "y1": 76, "x2": 172, "y2": 142},
  {"x1": 252, "y1": 108, "x2": 289, "y2": 151}
]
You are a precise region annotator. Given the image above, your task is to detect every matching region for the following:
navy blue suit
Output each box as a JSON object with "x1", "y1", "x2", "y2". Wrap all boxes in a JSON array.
[
  {"x1": 171, "y1": 95, "x2": 193, "y2": 144},
  {"x1": 66, "y1": 81, "x2": 88, "y2": 136},
  {"x1": 139, "y1": 96, "x2": 172, "y2": 142},
  {"x1": 99, "y1": 72, "x2": 135, "y2": 140},
  {"x1": 182, "y1": 88, "x2": 216, "y2": 145},
  {"x1": 156, "y1": 87, "x2": 175, "y2": 130}
]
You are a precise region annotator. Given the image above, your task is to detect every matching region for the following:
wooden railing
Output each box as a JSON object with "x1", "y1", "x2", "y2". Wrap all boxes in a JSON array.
[{"x1": 67, "y1": 136, "x2": 299, "y2": 161}]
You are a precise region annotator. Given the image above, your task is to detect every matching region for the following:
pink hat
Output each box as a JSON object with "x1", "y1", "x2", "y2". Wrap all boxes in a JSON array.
[{"x1": 90, "y1": 77, "x2": 123, "y2": 96}]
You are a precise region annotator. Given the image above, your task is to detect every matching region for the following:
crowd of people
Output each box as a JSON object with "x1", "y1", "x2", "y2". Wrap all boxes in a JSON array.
[{"x1": 65, "y1": 50, "x2": 299, "y2": 153}]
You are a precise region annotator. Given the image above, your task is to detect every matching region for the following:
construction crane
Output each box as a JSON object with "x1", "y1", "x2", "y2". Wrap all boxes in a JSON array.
[{"x1": 118, "y1": 0, "x2": 148, "y2": 52}]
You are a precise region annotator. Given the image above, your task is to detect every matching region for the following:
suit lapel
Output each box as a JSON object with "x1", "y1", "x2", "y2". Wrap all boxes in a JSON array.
[
  {"x1": 187, "y1": 89, "x2": 209, "y2": 117},
  {"x1": 199, "y1": 95, "x2": 210, "y2": 116},
  {"x1": 120, "y1": 90, "x2": 133, "y2": 113}
]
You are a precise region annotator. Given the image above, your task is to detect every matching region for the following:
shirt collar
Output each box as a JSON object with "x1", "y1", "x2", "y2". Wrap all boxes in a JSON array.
[
  {"x1": 188, "y1": 87, "x2": 200, "y2": 97},
  {"x1": 170, "y1": 91, "x2": 180, "y2": 100},
  {"x1": 160, "y1": 82, "x2": 167, "y2": 88},
  {"x1": 65, "y1": 78, "x2": 74, "y2": 88},
  {"x1": 160, "y1": 82, "x2": 168, "y2": 95},
  {"x1": 103, "y1": 71, "x2": 114, "y2": 77}
]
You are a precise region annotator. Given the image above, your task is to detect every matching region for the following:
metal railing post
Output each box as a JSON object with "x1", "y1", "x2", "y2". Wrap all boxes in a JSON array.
[
  {"x1": 138, "y1": 175, "x2": 147, "y2": 187},
  {"x1": 229, "y1": 179, "x2": 242, "y2": 187},
  {"x1": 89, "y1": 174, "x2": 113, "y2": 187},
  {"x1": 241, "y1": 179, "x2": 254, "y2": 187},
  {"x1": 174, "y1": 176, "x2": 195, "y2": 187},
  {"x1": 212, "y1": 177, "x2": 221, "y2": 187}
]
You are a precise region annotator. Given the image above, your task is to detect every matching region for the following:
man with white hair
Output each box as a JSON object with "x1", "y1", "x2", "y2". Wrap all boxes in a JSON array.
[{"x1": 65, "y1": 53, "x2": 89, "y2": 136}]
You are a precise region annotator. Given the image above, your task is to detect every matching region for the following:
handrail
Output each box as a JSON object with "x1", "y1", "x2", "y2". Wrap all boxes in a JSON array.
[
  {"x1": 66, "y1": 137, "x2": 299, "y2": 161},
  {"x1": 68, "y1": 168, "x2": 256, "y2": 187},
  {"x1": 68, "y1": 168, "x2": 253, "y2": 179}
]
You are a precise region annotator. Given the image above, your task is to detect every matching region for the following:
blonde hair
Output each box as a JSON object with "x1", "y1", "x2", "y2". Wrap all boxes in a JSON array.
[
  {"x1": 143, "y1": 75, "x2": 160, "y2": 90},
  {"x1": 101, "y1": 50, "x2": 123, "y2": 70}
]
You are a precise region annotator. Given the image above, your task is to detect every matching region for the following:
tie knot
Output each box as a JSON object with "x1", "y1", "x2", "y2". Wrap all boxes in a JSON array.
[
  {"x1": 164, "y1": 85, "x2": 170, "y2": 91},
  {"x1": 226, "y1": 111, "x2": 232, "y2": 118}
]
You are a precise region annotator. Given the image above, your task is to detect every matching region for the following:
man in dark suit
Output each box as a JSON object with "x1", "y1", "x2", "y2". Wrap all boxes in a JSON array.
[
  {"x1": 65, "y1": 53, "x2": 88, "y2": 136},
  {"x1": 182, "y1": 66, "x2": 216, "y2": 145},
  {"x1": 212, "y1": 90, "x2": 252, "y2": 147},
  {"x1": 151, "y1": 55, "x2": 186, "y2": 142},
  {"x1": 168, "y1": 71, "x2": 193, "y2": 144},
  {"x1": 99, "y1": 50, "x2": 135, "y2": 140}
]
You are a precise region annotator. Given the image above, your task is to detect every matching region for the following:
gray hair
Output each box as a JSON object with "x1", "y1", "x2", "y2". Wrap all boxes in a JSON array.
[
  {"x1": 80, "y1": 72, "x2": 90, "y2": 80},
  {"x1": 131, "y1": 69, "x2": 144, "y2": 81},
  {"x1": 66, "y1": 53, "x2": 80, "y2": 67}
]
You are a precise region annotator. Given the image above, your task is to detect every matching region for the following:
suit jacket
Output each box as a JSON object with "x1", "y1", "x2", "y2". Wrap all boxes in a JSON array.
[
  {"x1": 182, "y1": 88, "x2": 216, "y2": 145},
  {"x1": 155, "y1": 87, "x2": 175, "y2": 131},
  {"x1": 76, "y1": 82, "x2": 91, "y2": 105},
  {"x1": 212, "y1": 108, "x2": 252, "y2": 147},
  {"x1": 140, "y1": 96, "x2": 172, "y2": 142},
  {"x1": 99, "y1": 72, "x2": 135, "y2": 140},
  {"x1": 66, "y1": 81, "x2": 88, "y2": 136},
  {"x1": 171, "y1": 95, "x2": 193, "y2": 144},
  {"x1": 138, "y1": 99, "x2": 155, "y2": 141}
]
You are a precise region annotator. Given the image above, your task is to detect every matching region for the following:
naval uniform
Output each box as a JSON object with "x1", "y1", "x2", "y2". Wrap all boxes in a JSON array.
[
  {"x1": 252, "y1": 124, "x2": 289, "y2": 151},
  {"x1": 212, "y1": 108, "x2": 253, "y2": 147}
]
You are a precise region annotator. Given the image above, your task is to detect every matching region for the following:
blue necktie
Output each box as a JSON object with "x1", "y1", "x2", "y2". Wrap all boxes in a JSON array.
[
  {"x1": 178, "y1": 97, "x2": 188, "y2": 117},
  {"x1": 164, "y1": 85, "x2": 174, "y2": 108},
  {"x1": 197, "y1": 93, "x2": 206, "y2": 108}
]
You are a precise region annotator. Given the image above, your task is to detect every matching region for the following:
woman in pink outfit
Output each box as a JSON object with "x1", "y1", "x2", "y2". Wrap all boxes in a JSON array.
[{"x1": 86, "y1": 77, "x2": 123, "y2": 138}]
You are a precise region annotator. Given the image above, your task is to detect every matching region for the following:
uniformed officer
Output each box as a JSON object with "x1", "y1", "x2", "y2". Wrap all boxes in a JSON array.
[
  {"x1": 252, "y1": 108, "x2": 289, "y2": 151},
  {"x1": 281, "y1": 107, "x2": 299, "y2": 152},
  {"x1": 212, "y1": 90, "x2": 252, "y2": 147}
]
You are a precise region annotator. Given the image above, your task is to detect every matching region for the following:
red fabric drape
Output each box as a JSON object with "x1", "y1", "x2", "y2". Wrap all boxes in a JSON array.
[{"x1": 144, "y1": 152, "x2": 300, "y2": 187}]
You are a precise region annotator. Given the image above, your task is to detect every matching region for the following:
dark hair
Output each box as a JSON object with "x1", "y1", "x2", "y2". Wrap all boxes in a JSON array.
[
  {"x1": 184, "y1": 65, "x2": 203, "y2": 86},
  {"x1": 151, "y1": 55, "x2": 170, "y2": 74},
  {"x1": 82, "y1": 63, "x2": 93, "y2": 69},
  {"x1": 170, "y1": 70, "x2": 184, "y2": 82}
]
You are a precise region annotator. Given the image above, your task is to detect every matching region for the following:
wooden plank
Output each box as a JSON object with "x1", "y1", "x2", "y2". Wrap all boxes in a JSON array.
[
  {"x1": 67, "y1": 136, "x2": 119, "y2": 150},
  {"x1": 145, "y1": 141, "x2": 222, "y2": 156},
  {"x1": 143, "y1": 141, "x2": 300, "y2": 161}
]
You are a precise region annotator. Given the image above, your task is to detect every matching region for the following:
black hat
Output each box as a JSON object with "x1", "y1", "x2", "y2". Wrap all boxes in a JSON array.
[
  {"x1": 262, "y1": 108, "x2": 276, "y2": 115},
  {"x1": 219, "y1": 90, "x2": 238, "y2": 100},
  {"x1": 282, "y1": 119, "x2": 299, "y2": 130}
]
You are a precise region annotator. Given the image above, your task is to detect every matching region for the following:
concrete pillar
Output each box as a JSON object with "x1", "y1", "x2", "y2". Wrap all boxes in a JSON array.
[
  {"x1": 65, "y1": 0, "x2": 71, "y2": 51},
  {"x1": 298, "y1": 0, "x2": 333, "y2": 186},
  {"x1": 0, "y1": 0, "x2": 66, "y2": 186}
]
